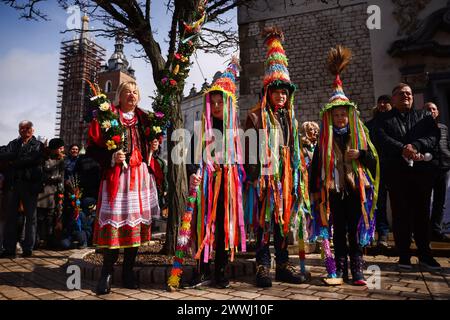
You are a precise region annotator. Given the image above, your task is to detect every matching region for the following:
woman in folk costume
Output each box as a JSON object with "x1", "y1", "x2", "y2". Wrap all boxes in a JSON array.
[
  {"x1": 181, "y1": 57, "x2": 247, "y2": 289},
  {"x1": 309, "y1": 46, "x2": 379, "y2": 286},
  {"x1": 244, "y1": 27, "x2": 310, "y2": 288},
  {"x1": 87, "y1": 80, "x2": 160, "y2": 295}
]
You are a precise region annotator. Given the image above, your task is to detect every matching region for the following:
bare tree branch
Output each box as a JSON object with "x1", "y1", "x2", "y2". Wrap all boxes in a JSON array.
[{"x1": 2, "y1": 0, "x2": 49, "y2": 20}]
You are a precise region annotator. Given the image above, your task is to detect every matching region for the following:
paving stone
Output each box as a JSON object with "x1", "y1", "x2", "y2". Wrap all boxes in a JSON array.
[
  {"x1": 205, "y1": 292, "x2": 233, "y2": 300},
  {"x1": 1, "y1": 288, "x2": 32, "y2": 299},
  {"x1": 179, "y1": 296, "x2": 211, "y2": 300},
  {"x1": 370, "y1": 293, "x2": 407, "y2": 300},
  {"x1": 158, "y1": 291, "x2": 189, "y2": 299},
  {"x1": 77, "y1": 295, "x2": 104, "y2": 300},
  {"x1": 257, "y1": 288, "x2": 291, "y2": 298},
  {"x1": 399, "y1": 291, "x2": 432, "y2": 299},
  {"x1": 344, "y1": 296, "x2": 376, "y2": 300},
  {"x1": 37, "y1": 293, "x2": 68, "y2": 300},
  {"x1": 228, "y1": 291, "x2": 261, "y2": 299},
  {"x1": 23, "y1": 287, "x2": 61, "y2": 297},
  {"x1": 130, "y1": 292, "x2": 160, "y2": 300},
  {"x1": 336, "y1": 288, "x2": 371, "y2": 297},
  {"x1": 313, "y1": 291, "x2": 348, "y2": 300},
  {"x1": 179, "y1": 288, "x2": 209, "y2": 296},
  {"x1": 101, "y1": 293, "x2": 129, "y2": 300},
  {"x1": 284, "y1": 288, "x2": 318, "y2": 295},
  {"x1": 288, "y1": 293, "x2": 320, "y2": 300},
  {"x1": 14, "y1": 295, "x2": 40, "y2": 300},
  {"x1": 254, "y1": 295, "x2": 289, "y2": 300},
  {"x1": 389, "y1": 285, "x2": 417, "y2": 293}
]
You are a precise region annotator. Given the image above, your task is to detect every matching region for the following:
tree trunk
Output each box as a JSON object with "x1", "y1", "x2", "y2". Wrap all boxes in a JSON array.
[{"x1": 160, "y1": 94, "x2": 187, "y2": 255}]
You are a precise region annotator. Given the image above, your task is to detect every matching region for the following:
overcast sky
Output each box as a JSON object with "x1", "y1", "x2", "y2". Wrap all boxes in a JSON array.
[{"x1": 0, "y1": 2, "x2": 236, "y2": 145}]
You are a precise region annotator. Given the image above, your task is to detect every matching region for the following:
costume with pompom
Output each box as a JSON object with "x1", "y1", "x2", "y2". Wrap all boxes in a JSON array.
[
  {"x1": 244, "y1": 27, "x2": 310, "y2": 276},
  {"x1": 167, "y1": 58, "x2": 247, "y2": 289},
  {"x1": 308, "y1": 46, "x2": 379, "y2": 285}
]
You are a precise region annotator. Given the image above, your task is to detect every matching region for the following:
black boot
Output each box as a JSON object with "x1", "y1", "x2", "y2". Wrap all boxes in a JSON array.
[
  {"x1": 96, "y1": 249, "x2": 119, "y2": 295},
  {"x1": 189, "y1": 260, "x2": 212, "y2": 288},
  {"x1": 275, "y1": 262, "x2": 305, "y2": 284},
  {"x1": 350, "y1": 255, "x2": 366, "y2": 286},
  {"x1": 215, "y1": 264, "x2": 230, "y2": 289},
  {"x1": 256, "y1": 265, "x2": 272, "y2": 288},
  {"x1": 335, "y1": 256, "x2": 349, "y2": 281},
  {"x1": 122, "y1": 247, "x2": 139, "y2": 289}
]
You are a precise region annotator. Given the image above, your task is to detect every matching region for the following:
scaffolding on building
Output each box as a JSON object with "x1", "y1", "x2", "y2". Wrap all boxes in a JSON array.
[{"x1": 55, "y1": 36, "x2": 105, "y2": 148}]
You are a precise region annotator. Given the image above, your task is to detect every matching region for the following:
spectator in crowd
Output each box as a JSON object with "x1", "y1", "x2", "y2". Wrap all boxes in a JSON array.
[
  {"x1": 60, "y1": 197, "x2": 96, "y2": 249},
  {"x1": 73, "y1": 153, "x2": 101, "y2": 202},
  {"x1": 300, "y1": 121, "x2": 319, "y2": 169},
  {"x1": 365, "y1": 95, "x2": 392, "y2": 249},
  {"x1": 0, "y1": 120, "x2": 44, "y2": 258},
  {"x1": 425, "y1": 102, "x2": 450, "y2": 242},
  {"x1": 36, "y1": 138, "x2": 65, "y2": 249},
  {"x1": 375, "y1": 84, "x2": 441, "y2": 270},
  {"x1": 64, "y1": 144, "x2": 80, "y2": 182}
]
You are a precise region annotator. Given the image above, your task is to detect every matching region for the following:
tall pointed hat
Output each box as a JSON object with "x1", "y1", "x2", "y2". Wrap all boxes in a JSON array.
[
  {"x1": 262, "y1": 26, "x2": 296, "y2": 94},
  {"x1": 205, "y1": 56, "x2": 239, "y2": 100},
  {"x1": 194, "y1": 56, "x2": 247, "y2": 266},
  {"x1": 320, "y1": 45, "x2": 357, "y2": 118}
]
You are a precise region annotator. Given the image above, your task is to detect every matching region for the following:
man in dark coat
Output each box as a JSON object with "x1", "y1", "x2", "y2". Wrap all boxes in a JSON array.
[
  {"x1": 375, "y1": 84, "x2": 441, "y2": 270},
  {"x1": 0, "y1": 121, "x2": 44, "y2": 258}
]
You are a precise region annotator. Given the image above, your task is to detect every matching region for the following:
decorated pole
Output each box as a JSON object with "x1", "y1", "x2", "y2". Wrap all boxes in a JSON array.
[{"x1": 167, "y1": 168, "x2": 201, "y2": 291}]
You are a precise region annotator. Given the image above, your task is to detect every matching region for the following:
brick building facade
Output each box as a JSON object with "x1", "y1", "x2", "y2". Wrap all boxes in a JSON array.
[{"x1": 238, "y1": 0, "x2": 450, "y2": 125}]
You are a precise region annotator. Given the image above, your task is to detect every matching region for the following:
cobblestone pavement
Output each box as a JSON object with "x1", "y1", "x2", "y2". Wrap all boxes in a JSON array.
[{"x1": 0, "y1": 249, "x2": 448, "y2": 301}]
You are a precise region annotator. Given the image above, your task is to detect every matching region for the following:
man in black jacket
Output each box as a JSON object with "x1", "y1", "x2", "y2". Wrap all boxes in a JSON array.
[
  {"x1": 425, "y1": 102, "x2": 450, "y2": 242},
  {"x1": 0, "y1": 121, "x2": 44, "y2": 258},
  {"x1": 375, "y1": 84, "x2": 441, "y2": 270}
]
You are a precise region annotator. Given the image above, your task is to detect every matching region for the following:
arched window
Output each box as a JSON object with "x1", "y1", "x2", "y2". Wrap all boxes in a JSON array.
[{"x1": 105, "y1": 80, "x2": 112, "y2": 93}]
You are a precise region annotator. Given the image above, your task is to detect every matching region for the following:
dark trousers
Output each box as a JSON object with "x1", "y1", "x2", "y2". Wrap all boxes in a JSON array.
[
  {"x1": 375, "y1": 171, "x2": 389, "y2": 237},
  {"x1": 199, "y1": 201, "x2": 228, "y2": 275},
  {"x1": 36, "y1": 208, "x2": 55, "y2": 246},
  {"x1": 256, "y1": 213, "x2": 289, "y2": 267},
  {"x1": 430, "y1": 169, "x2": 450, "y2": 235},
  {"x1": 101, "y1": 247, "x2": 139, "y2": 275},
  {"x1": 4, "y1": 183, "x2": 38, "y2": 253},
  {"x1": 386, "y1": 169, "x2": 435, "y2": 259},
  {"x1": 329, "y1": 191, "x2": 363, "y2": 258}
]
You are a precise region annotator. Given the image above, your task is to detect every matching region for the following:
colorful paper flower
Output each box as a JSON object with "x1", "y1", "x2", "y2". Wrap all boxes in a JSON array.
[
  {"x1": 153, "y1": 126, "x2": 162, "y2": 134},
  {"x1": 169, "y1": 79, "x2": 177, "y2": 86},
  {"x1": 99, "y1": 102, "x2": 110, "y2": 111},
  {"x1": 173, "y1": 65, "x2": 180, "y2": 75},
  {"x1": 110, "y1": 119, "x2": 119, "y2": 127},
  {"x1": 106, "y1": 140, "x2": 117, "y2": 150},
  {"x1": 101, "y1": 120, "x2": 111, "y2": 131},
  {"x1": 111, "y1": 135, "x2": 121, "y2": 144},
  {"x1": 155, "y1": 112, "x2": 165, "y2": 119},
  {"x1": 145, "y1": 127, "x2": 151, "y2": 136}
]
